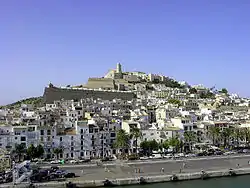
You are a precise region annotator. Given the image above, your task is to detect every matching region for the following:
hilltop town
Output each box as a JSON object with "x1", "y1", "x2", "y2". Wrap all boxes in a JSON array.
[{"x1": 0, "y1": 63, "x2": 250, "y2": 165}]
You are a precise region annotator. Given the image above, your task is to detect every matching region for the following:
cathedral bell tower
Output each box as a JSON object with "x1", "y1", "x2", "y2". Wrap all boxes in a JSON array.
[{"x1": 116, "y1": 63, "x2": 122, "y2": 73}]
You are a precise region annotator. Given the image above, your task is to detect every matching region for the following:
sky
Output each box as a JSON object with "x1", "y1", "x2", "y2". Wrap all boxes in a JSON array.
[{"x1": 0, "y1": 0, "x2": 250, "y2": 105}]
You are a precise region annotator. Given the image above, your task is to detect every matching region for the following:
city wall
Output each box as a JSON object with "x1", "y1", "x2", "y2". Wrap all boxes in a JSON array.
[{"x1": 43, "y1": 86, "x2": 135, "y2": 104}]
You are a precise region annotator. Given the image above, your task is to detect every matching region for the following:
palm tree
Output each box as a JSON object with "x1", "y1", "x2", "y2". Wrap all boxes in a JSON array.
[
  {"x1": 221, "y1": 128, "x2": 233, "y2": 147},
  {"x1": 208, "y1": 126, "x2": 221, "y2": 145},
  {"x1": 242, "y1": 128, "x2": 250, "y2": 146},
  {"x1": 232, "y1": 127, "x2": 244, "y2": 148},
  {"x1": 15, "y1": 144, "x2": 26, "y2": 162},
  {"x1": 53, "y1": 147, "x2": 63, "y2": 159},
  {"x1": 184, "y1": 131, "x2": 197, "y2": 152},
  {"x1": 115, "y1": 129, "x2": 130, "y2": 156},
  {"x1": 130, "y1": 127, "x2": 142, "y2": 154}
]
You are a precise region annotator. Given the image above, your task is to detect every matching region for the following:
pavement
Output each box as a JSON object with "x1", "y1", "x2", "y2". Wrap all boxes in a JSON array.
[{"x1": 55, "y1": 154, "x2": 250, "y2": 181}]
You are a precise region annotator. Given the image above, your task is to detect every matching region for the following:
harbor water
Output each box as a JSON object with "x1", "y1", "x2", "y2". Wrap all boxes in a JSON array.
[{"x1": 118, "y1": 175, "x2": 250, "y2": 188}]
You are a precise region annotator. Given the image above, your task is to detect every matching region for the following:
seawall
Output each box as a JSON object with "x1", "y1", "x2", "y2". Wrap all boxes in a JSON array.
[{"x1": 3, "y1": 167, "x2": 250, "y2": 188}]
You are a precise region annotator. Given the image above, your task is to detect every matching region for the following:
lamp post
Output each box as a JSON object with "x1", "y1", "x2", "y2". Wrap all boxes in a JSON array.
[{"x1": 12, "y1": 160, "x2": 16, "y2": 186}]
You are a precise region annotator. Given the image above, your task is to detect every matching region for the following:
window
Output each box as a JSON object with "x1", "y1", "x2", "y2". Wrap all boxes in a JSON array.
[
  {"x1": 40, "y1": 130, "x2": 44, "y2": 135},
  {"x1": 20, "y1": 137, "x2": 26, "y2": 142},
  {"x1": 47, "y1": 130, "x2": 51, "y2": 135},
  {"x1": 81, "y1": 129, "x2": 83, "y2": 134},
  {"x1": 71, "y1": 142, "x2": 74, "y2": 146},
  {"x1": 60, "y1": 137, "x2": 63, "y2": 142},
  {"x1": 47, "y1": 136, "x2": 51, "y2": 141},
  {"x1": 71, "y1": 147, "x2": 74, "y2": 151},
  {"x1": 89, "y1": 129, "x2": 93, "y2": 133},
  {"x1": 81, "y1": 141, "x2": 84, "y2": 145},
  {"x1": 81, "y1": 135, "x2": 84, "y2": 139},
  {"x1": 110, "y1": 133, "x2": 116, "y2": 137},
  {"x1": 40, "y1": 137, "x2": 44, "y2": 142},
  {"x1": 71, "y1": 136, "x2": 74, "y2": 140}
]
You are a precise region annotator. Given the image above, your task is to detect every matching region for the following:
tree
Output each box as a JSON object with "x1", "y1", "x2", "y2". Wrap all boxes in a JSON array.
[
  {"x1": 162, "y1": 140, "x2": 169, "y2": 151},
  {"x1": 242, "y1": 128, "x2": 250, "y2": 146},
  {"x1": 200, "y1": 91, "x2": 215, "y2": 99},
  {"x1": 189, "y1": 87, "x2": 197, "y2": 94},
  {"x1": 184, "y1": 131, "x2": 197, "y2": 152},
  {"x1": 220, "y1": 88, "x2": 228, "y2": 95},
  {"x1": 130, "y1": 127, "x2": 142, "y2": 154},
  {"x1": 148, "y1": 140, "x2": 159, "y2": 151},
  {"x1": 168, "y1": 99, "x2": 182, "y2": 106},
  {"x1": 168, "y1": 137, "x2": 181, "y2": 153},
  {"x1": 115, "y1": 129, "x2": 130, "y2": 155},
  {"x1": 15, "y1": 144, "x2": 26, "y2": 162},
  {"x1": 27, "y1": 144, "x2": 37, "y2": 160},
  {"x1": 36, "y1": 144, "x2": 45, "y2": 158},
  {"x1": 53, "y1": 147, "x2": 63, "y2": 159},
  {"x1": 140, "y1": 140, "x2": 150, "y2": 155},
  {"x1": 208, "y1": 126, "x2": 221, "y2": 145},
  {"x1": 221, "y1": 128, "x2": 233, "y2": 147}
]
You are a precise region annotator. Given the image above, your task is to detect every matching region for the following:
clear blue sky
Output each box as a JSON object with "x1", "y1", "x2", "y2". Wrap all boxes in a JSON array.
[{"x1": 1, "y1": 0, "x2": 250, "y2": 105}]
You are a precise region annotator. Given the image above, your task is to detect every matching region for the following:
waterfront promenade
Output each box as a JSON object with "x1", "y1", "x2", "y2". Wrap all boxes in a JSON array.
[
  {"x1": 42, "y1": 154, "x2": 250, "y2": 181},
  {"x1": 3, "y1": 155, "x2": 250, "y2": 188}
]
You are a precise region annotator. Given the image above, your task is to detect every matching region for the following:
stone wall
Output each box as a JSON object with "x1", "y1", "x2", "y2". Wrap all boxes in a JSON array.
[
  {"x1": 43, "y1": 87, "x2": 135, "y2": 104},
  {"x1": 85, "y1": 78, "x2": 115, "y2": 89}
]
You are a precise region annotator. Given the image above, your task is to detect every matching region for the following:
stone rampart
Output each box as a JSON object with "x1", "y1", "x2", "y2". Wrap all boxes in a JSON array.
[{"x1": 43, "y1": 86, "x2": 135, "y2": 104}]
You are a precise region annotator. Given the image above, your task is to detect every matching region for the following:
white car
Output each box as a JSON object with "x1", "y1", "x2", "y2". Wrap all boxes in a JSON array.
[
  {"x1": 50, "y1": 160, "x2": 61, "y2": 164},
  {"x1": 149, "y1": 154, "x2": 163, "y2": 159},
  {"x1": 140, "y1": 156, "x2": 149, "y2": 160},
  {"x1": 69, "y1": 159, "x2": 77, "y2": 164},
  {"x1": 163, "y1": 155, "x2": 173, "y2": 159},
  {"x1": 185, "y1": 153, "x2": 196, "y2": 157},
  {"x1": 173, "y1": 153, "x2": 185, "y2": 158}
]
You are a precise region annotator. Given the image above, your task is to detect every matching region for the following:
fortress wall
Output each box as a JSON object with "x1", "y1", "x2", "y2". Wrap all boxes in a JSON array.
[
  {"x1": 86, "y1": 78, "x2": 115, "y2": 89},
  {"x1": 43, "y1": 87, "x2": 135, "y2": 104}
]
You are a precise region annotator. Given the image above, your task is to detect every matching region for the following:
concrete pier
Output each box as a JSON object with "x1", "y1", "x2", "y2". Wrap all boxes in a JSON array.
[{"x1": 2, "y1": 167, "x2": 250, "y2": 188}]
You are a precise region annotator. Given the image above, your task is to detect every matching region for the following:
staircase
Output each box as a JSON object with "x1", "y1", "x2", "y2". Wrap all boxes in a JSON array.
[
  {"x1": 13, "y1": 160, "x2": 33, "y2": 184},
  {"x1": 15, "y1": 171, "x2": 33, "y2": 184}
]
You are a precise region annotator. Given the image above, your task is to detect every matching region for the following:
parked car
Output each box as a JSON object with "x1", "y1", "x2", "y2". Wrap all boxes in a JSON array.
[
  {"x1": 224, "y1": 151, "x2": 237, "y2": 155},
  {"x1": 30, "y1": 171, "x2": 49, "y2": 182},
  {"x1": 184, "y1": 153, "x2": 196, "y2": 157},
  {"x1": 139, "y1": 156, "x2": 149, "y2": 160},
  {"x1": 69, "y1": 159, "x2": 78, "y2": 164},
  {"x1": 163, "y1": 154, "x2": 173, "y2": 159},
  {"x1": 51, "y1": 166, "x2": 59, "y2": 172},
  {"x1": 63, "y1": 172, "x2": 76, "y2": 178},
  {"x1": 50, "y1": 160, "x2": 61, "y2": 164},
  {"x1": 78, "y1": 158, "x2": 91, "y2": 163},
  {"x1": 101, "y1": 157, "x2": 112, "y2": 162},
  {"x1": 174, "y1": 153, "x2": 185, "y2": 158},
  {"x1": 214, "y1": 151, "x2": 224, "y2": 155},
  {"x1": 149, "y1": 153, "x2": 163, "y2": 159}
]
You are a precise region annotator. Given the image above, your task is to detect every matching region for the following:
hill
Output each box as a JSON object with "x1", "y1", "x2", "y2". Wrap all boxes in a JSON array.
[{"x1": 0, "y1": 97, "x2": 43, "y2": 109}]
